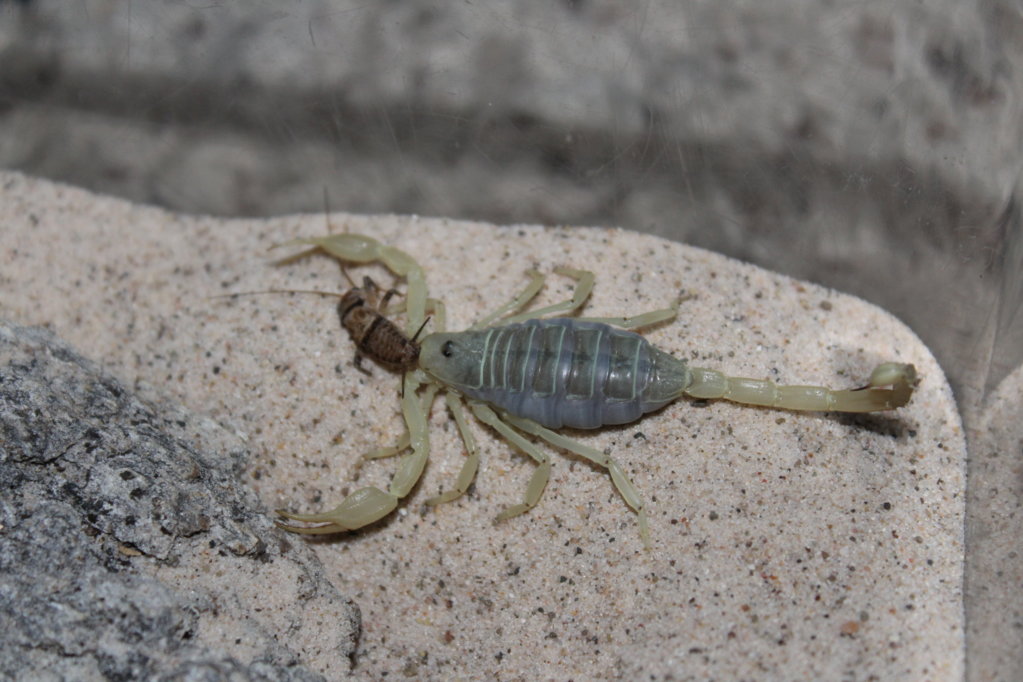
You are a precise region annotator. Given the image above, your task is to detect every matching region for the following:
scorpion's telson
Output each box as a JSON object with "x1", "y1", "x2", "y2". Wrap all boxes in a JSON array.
[{"x1": 255, "y1": 231, "x2": 917, "y2": 549}]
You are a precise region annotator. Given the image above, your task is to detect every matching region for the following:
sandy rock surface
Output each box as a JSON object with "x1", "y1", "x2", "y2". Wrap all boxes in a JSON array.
[{"x1": 1, "y1": 173, "x2": 964, "y2": 679}]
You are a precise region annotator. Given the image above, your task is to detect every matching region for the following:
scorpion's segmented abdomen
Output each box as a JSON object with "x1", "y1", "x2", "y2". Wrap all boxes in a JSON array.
[{"x1": 462, "y1": 318, "x2": 685, "y2": 429}]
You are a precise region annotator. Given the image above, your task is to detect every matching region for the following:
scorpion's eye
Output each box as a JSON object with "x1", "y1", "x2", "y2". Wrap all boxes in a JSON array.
[{"x1": 441, "y1": 340, "x2": 454, "y2": 358}]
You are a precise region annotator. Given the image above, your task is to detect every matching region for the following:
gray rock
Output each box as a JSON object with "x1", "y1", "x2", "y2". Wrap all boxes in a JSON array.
[{"x1": 0, "y1": 321, "x2": 359, "y2": 681}]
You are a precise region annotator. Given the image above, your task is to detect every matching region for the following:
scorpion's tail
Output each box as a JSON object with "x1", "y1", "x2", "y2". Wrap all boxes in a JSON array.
[{"x1": 683, "y1": 362, "x2": 917, "y2": 413}]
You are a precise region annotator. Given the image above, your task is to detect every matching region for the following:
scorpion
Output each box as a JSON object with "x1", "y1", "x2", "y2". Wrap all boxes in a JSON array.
[{"x1": 251, "y1": 232, "x2": 917, "y2": 548}]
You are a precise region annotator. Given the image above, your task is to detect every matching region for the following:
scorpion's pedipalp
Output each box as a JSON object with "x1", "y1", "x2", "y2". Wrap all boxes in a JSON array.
[
  {"x1": 385, "y1": 373, "x2": 435, "y2": 498},
  {"x1": 269, "y1": 233, "x2": 435, "y2": 536},
  {"x1": 426, "y1": 298, "x2": 446, "y2": 332},
  {"x1": 365, "y1": 378, "x2": 440, "y2": 461},
  {"x1": 271, "y1": 233, "x2": 429, "y2": 333}
]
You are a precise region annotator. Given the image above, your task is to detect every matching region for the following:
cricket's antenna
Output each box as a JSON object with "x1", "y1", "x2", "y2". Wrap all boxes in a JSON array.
[
  {"x1": 322, "y1": 186, "x2": 333, "y2": 233},
  {"x1": 210, "y1": 289, "x2": 346, "y2": 301},
  {"x1": 411, "y1": 316, "x2": 432, "y2": 343}
]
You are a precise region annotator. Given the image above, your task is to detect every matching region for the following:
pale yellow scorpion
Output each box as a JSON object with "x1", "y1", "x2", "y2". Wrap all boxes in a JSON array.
[{"x1": 252, "y1": 232, "x2": 916, "y2": 548}]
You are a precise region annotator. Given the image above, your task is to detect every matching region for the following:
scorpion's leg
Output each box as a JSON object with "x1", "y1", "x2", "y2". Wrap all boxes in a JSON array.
[
  {"x1": 500, "y1": 266, "x2": 595, "y2": 324},
  {"x1": 577, "y1": 297, "x2": 682, "y2": 330},
  {"x1": 470, "y1": 270, "x2": 545, "y2": 330},
  {"x1": 276, "y1": 371, "x2": 433, "y2": 533},
  {"x1": 467, "y1": 402, "x2": 552, "y2": 522},
  {"x1": 502, "y1": 414, "x2": 651, "y2": 549},
  {"x1": 684, "y1": 362, "x2": 917, "y2": 412},
  {"x1": 424, "y1": 394, "x2": 480, "y2": 506},
  {"x1": 363, "y1": 432, "x2": 411, "y2": 461}
]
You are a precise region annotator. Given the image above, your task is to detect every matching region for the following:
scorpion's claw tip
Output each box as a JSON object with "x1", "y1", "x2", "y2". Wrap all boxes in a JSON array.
[
  {"x1": 274, "y1": 518, "x2": 305, "y2": 533},
  {"x1": 274, "y1": 516, "x2": 346, "y2": 535}
]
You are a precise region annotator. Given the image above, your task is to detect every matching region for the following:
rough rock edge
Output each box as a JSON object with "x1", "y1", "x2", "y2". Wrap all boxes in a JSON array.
[{"x1": 0, "y1": 320, "x2": 360, "y2": 681}]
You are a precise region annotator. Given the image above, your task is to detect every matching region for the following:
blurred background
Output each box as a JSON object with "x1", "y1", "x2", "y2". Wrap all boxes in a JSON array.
[{"x1": 1, "y1": 2, "x2": 1020, "y2": 678}]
